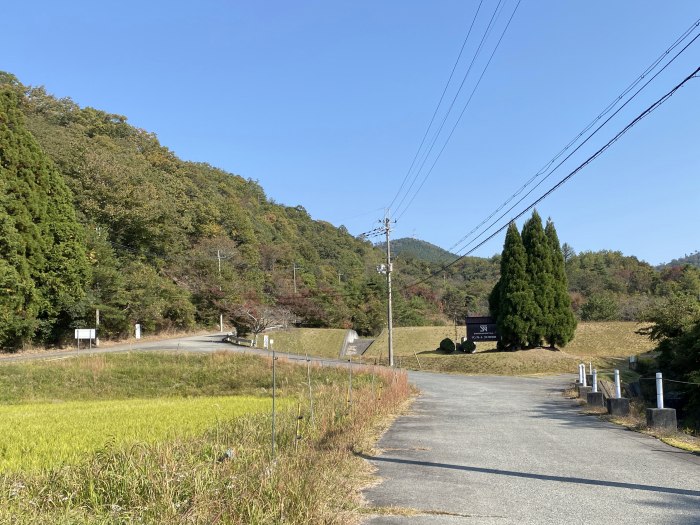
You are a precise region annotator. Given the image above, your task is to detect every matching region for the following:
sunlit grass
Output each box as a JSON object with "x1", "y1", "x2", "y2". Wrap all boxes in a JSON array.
[
  {"x1": 260, "y1": 327, "x2": 348, "y2": 358},
  {"x1": 0, "y1": 396, "x2": 286, "y2": 472}
]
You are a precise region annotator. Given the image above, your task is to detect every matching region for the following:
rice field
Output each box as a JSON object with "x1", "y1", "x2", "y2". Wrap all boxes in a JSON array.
[
  {"x1": 0, "y1": 351, "x2": 411, "y2": 524},
  {"x1": 0, "y1": 395, "x2": 285, "y2": 473}
]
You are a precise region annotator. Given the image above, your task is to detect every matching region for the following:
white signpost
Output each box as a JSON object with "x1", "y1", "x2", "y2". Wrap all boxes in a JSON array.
[
  {"x1": 75, "y1": 328, "x2": 96, "y2": 350},
  {"x1": 135, "y1": 324, "x2": 142, "y2": 340}
]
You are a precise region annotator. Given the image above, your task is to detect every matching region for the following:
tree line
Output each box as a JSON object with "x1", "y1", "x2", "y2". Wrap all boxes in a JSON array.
[{"x1": 489, "y1": 211, "x2": 576, "y2": 349}]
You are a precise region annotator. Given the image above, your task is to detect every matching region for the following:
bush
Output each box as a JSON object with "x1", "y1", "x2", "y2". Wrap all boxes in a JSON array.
[
  {"x1": 580, "y1": 293, "x2": 619, "y2": 321},
  {"x1": 461, "y1": 340, "x2": 476, "y2": 354},
  {"x1": 439, "y1": 338, "x2": 455, "y2": 353}
]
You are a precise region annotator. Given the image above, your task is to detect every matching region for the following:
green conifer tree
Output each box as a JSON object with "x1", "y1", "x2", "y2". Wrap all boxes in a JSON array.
[
  {"x1": 0, "y1": 88, "x2": 90, "y2": 348},
  {"x1": 521, "y1": 210, "x2": 554, "y2": 347},
  {"x1": 493, "y1": 222, "x2": 538, "y2": 349},
  {"x1": 545, "y1": 219, "x2": 576, "y2": 347}
]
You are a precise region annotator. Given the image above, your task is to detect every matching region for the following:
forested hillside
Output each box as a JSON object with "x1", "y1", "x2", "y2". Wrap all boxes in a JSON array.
[
  {"x1": 380, "y1": 238, "x2": 457, "y2": 264},
  {"x1": 1, "y1": 73, "x2": 400, "y2": 348},
  {"x1": 662, "y1": 251, "x2": 700, "y2": 269}
]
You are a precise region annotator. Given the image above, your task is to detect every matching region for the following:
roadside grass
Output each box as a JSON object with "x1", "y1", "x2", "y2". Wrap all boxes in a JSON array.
[
  {"x1": 260, "y1": 327, "x2": 347, "y2": 358},
  {"x1": 0, "y1": 351, "x2": 315, "y2": 403},
  {"x1": 0, "y1": 396, "x2": 286, "y2": 472},
  {"x1": 362, "y1": 322, "x2": 653, "y2": 376},
  {"x1": 0, "y1": 351, "x2": 411, "y2": 523},
  {"x1": 396, "y1": 348, "x2": 579, "y2": 376}
]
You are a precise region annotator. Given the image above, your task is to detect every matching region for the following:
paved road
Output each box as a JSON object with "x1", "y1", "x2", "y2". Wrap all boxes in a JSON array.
[
  {"x1": 0, "y1": 333, "x2": 359, "y2": 369},
  {"x1": 362, "y1": 372, "x2": 700, "y2": 525}
]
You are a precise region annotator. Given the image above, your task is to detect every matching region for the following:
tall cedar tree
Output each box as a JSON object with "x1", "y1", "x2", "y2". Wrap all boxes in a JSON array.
[
  {"x1": 493, "y1": 222, "x2": 539, "y2": 349},
  {"x1": 545, "y1": 219, "x2": 576, "y2": 346},
  {"x1": 521, "y1": 210, "x2": 554, "y2": 347},
  {"x1": 0, "y1": 88, "x2": 89, "y2": 349}
]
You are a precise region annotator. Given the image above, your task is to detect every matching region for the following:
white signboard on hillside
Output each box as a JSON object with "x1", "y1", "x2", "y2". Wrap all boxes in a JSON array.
[{"x1": 74, "y1": 329, "x2": 96, "y2": 340}]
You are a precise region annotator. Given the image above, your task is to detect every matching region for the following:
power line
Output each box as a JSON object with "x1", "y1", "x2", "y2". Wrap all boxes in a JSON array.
[
  {"x1": 390, "y1": 0, "x2": 504, "y2": 216},
  {"x1": 394, "y1": 0, "x2": 522, "y2": 221},
  {"x1": 386, "y1": 0, "x2": 486, "y2": 212},
  {"x1": 451, "y1": 28, "x2": 700, "y2": 257},
  {"x1": 399, "y1": 64, "x2": 700, "y2": 292},
  {"x1": 446, "y1": 17, "x2": 700, "y2": 254}
]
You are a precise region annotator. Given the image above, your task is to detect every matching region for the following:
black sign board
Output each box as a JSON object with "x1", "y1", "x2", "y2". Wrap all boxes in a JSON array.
[{"x1": 466, "y1": 316, "x2": 499, "y2": 342}]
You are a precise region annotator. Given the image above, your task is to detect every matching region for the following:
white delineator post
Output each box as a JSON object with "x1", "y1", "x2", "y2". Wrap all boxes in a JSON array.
[
  {"x1": 614, "y1": 369, "x2": 622, "y2": 399},
  {"x1": 592, "y1": 369, "x2": 598, "y2": 393},
  {"x1": 578, "y1": 364, "x2": 584, "y2": 384},
  {"x1": 582, "y1": 364, "x2": 587, "y2": 387},
  {"x1": 656, "y1": 372, "x2": 664, "y2": 409}
]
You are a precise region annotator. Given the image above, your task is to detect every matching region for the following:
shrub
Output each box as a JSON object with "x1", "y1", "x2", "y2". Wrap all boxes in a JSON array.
[
  {"x1": 439, "y1": 338, "x2": 455, "y2": 353},
  {"x1": 462, "y1": 341, "x2": 476, "y2": 354}
]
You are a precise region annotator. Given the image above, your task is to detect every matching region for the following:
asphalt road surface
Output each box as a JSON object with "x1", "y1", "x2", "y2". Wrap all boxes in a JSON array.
[
  {"x1": 0, "y1": 333, "x2": 355, "y2": 368},
  {"x1": 362, "y1": 372, "x2": 700, "y2": 525}
]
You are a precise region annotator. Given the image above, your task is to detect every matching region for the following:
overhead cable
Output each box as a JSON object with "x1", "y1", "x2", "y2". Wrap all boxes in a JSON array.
[
  {"x1": 399, "y1": 64, "x2": 700, "y2": 291},
  {"x1": 446, "y1": 17, "x2": 700, "y2": 254},
  {"x1": 394, "y1": 0, "x2": 522, "y2": 221}
]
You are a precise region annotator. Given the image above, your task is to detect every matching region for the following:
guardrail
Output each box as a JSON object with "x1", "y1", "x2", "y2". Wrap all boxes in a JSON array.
[{"x1": 223, "y1": 335, "x2": 255, "y2": 347}]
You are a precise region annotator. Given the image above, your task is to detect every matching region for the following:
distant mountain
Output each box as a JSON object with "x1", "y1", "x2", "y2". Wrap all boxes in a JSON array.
[
  {"x1": 661, "y1": 251, "x2": 700, "y2": 269},
  {"x1": 378, "y1": 238, "x2": 458, "y2": 264}
]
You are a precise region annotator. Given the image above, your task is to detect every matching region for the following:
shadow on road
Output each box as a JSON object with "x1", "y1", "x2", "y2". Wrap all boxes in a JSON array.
[{"x1": 356, "y1": 453, "x2": 700, "y2": 498}]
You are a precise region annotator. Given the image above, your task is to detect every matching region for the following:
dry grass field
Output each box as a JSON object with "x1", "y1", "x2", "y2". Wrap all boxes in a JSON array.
[
  {"x1": 261, "y1": 328, "x2": 347, "y2": 358},
  {"x1": 362, "y1": 322, "x2": 655, "y2": 376}
]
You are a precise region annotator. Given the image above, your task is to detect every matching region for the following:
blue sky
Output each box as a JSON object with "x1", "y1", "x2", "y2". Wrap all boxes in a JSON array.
[{"x1": 2, "y1": 1, "x2": 699, "y2": 265}]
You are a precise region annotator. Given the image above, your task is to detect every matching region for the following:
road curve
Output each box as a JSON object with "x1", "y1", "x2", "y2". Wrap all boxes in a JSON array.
[
  {"x1": 362, "y1": 372, "x2": 700, "y2": 525},
  {"x1": 0, "y1": 333, "x2": 361, "y2": 370}
]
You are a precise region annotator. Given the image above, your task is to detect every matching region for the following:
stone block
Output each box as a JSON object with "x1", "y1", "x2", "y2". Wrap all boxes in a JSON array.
[
  {"x1": 577, "y1": 386, "x2": 592, "y2": 399},
  {"x1": 646, "y1": 408, "x2": 677, "y2": 430},
  {"x1": 606, "y1": 398, "x2": 630, "y2": 416},
  {"x1": 586, "y1": 392, "x2": 604, "y2": 406}
]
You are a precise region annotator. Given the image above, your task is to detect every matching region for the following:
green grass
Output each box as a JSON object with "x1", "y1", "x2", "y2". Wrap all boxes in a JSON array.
[
  {"x1": 260, "y1": 327, "x2": 348, "y2": 358},
  {"x1": 0, "y1": 396, "x2": 285, "y2": 472},
  {"x1": 0, "y1": 351, "x2": 319, "y2": 403},
  {"x1": 363, "y1": 322, "x2": 655, "y2": 376}
]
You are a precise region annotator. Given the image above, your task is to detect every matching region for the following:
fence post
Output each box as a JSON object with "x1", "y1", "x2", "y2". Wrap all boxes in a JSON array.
[
  {"x1": 582, "y1": 365, "x2": 587, "y2": 387},
  {"x1": 656, "y1": 372, "x2": 664, "y2": 409},
  {"x1": 306, "y1": 353, "x2": 315, "y2": 426},
  {"x1": 614, "y1": 369, "x2": 621, "y2": 399},
  {"x1": 592, "y1": 369, "x2": 598, "y2": 393}
]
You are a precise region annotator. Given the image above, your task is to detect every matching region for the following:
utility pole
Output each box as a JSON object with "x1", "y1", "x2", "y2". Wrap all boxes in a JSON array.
[
  {"x1": 384, "y1": 215, "x2": 394, "y2": 367},
  {"x1": 216, "y1": 249, "x2": 227, "y2": 332},
  {"x1": 293, "y1": 263, "x2": 300, "y2": 295},
  {"x1": 293, "y1": 263, "x2": 297, "y2": 295}
]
